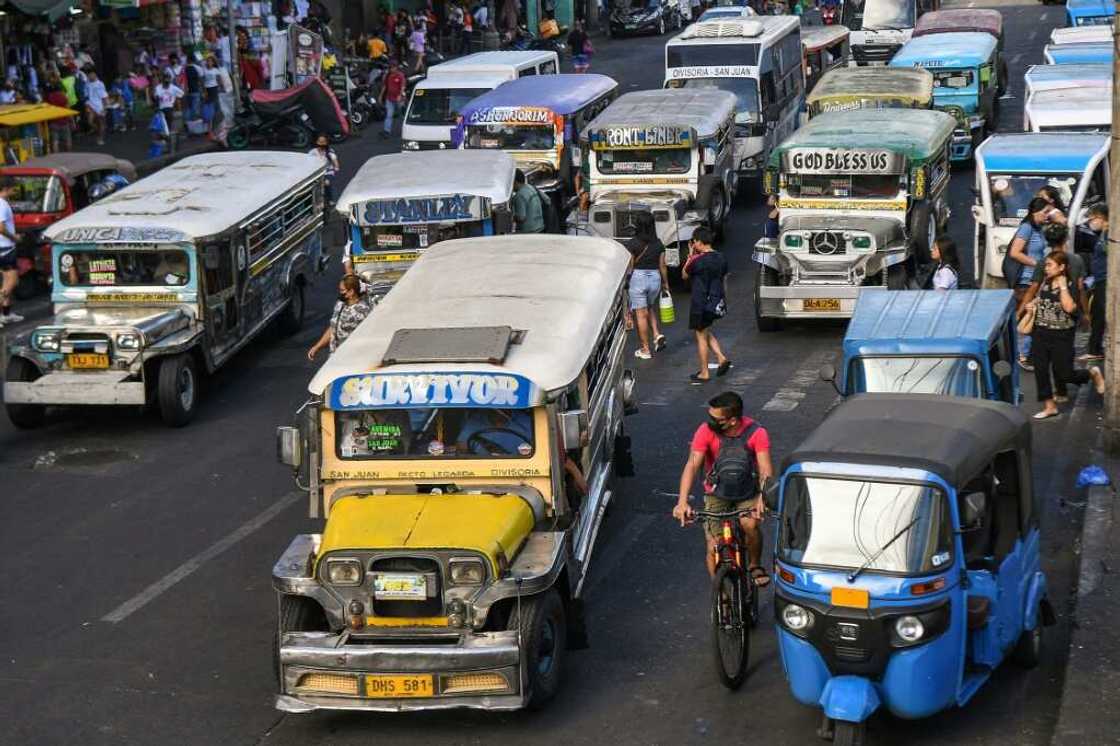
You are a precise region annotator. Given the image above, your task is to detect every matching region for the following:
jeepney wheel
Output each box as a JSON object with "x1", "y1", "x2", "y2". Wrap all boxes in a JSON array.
[
  {"x1": 278, "y1": 282, "x2": 305, "y2": 336},
  {"x1": 754, "y1": 266, "x2": 781, "y2": 332},
  {"x1": 909, "y1": 201, "x2": 936, "y2": 266},
  {"x1": 1012, "y1": 619, "x2": 1043, "y2": 668},
  {"x1": 4, "y1": 357, "x2": 45, "y2": 429},
  {"x1": 274, "y1": 594, "x2": 329, "y2": 690},
  {"x1": 508, "y1": 588, "x2": 566, "y2": 709},
  {"x1": 157, "y1": 353, "x2": 199, "y2": 428},
  {"x1": 709, "y1": 187, "x2": 728, "y2": 243},
  {"x1": 833, "y1": 720, "x2": 866, "y2": 746}
]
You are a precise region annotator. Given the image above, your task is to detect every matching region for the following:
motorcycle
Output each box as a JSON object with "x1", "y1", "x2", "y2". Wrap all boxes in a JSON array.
[
  {"x1": 502, "y1": 25, "x2": 567, "y2": 58},
  {"x1": 227, "y1": 100, "x2": 317, "y2": 150}
]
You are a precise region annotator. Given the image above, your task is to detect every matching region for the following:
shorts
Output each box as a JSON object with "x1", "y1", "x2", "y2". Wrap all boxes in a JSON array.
[
  {"x1": 628, "y1": 269, "x2": 660, "y2": 310},
  {"x1": 0, "y1": 251, "x2": 16, "y2": 271},
  {"x1": 689, "y1": 310, "x2": 717, "y2": 331},
  {"x1": 703, "y1": 494, "x2": 756, "y2": 538}
]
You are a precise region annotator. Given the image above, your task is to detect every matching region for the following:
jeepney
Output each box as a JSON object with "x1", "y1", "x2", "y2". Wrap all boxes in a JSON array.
[
  {"x1": 1022, "y1": 65, "x2": 1110, "y2": 130},
  {"x1": 3, "y1": 152, "x2": 325, "y2": 428},
  {"x1": 664, "y1": 17, "x2": 803, "y2": 188},
  {"x1": 804, "y1": 66, "x2": 934, "y2": 120},
  {"x1": 1024, "y1": 88, "x2": 1110, "y2": 133},
  {"x1": 336, "y1": 150, "x2": 517, "y2": 291},
  {"x1": 271, "y1": 235, "x2": 636, "y2": 713},
  {"x1": 911, "y1": 9, "x2": 1007, "y2": 93},
  {"x1": 1050, "y1": 26, "x2": 1113, "y2": 45},
  {"x1": 1065, "y1": 0, "x2": 1114, "y2": 28},
  {"x1": 575, "y1": 88, "x2": 738, "y2": 273},
  {"x1": 972, "y1": 133, "x2": 1109, "y2": 287},
  {"x1": 1044, "y1": 41, "x2": 1112, "y2": 65},
  {"x1": 890, "y1": 32, "x2": 1000, "y2": 161},
  {"x1": 802, "y1": 25, "x2": 852, "y2": 93},
  {"x1": 455, "y1": 74, "x2": 619, "y2": 217},
  {"x1": 754, "y1": 108, "x2": 956, "y2": 329}
]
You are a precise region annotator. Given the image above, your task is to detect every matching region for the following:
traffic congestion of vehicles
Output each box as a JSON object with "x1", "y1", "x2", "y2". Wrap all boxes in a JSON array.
[{"x1": 1, "y1": 1, "x2": 1114, "y2": 743}]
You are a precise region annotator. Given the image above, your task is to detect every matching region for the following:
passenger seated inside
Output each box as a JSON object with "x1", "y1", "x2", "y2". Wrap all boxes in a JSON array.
[{"x1": 455, "y1": 409, "x2": 533, "y2": 456}]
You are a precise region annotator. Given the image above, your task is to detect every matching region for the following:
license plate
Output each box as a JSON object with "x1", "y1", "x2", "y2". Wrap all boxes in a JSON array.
[
  {"x1": 804, "y1": 298, "x2": 841, "y2": 312},
  {"x1": 831, "y1": 587, "x2": 870, "y2": 609},
  {"x1": 374, "y1": 573, "x2": 427, "y2": 600},
  {"x1": 67, "y1": 353, "x2": 109, "y2": 369},
  {"x1": 365, "y1": 674, "x2": 434, "y2": 698}
]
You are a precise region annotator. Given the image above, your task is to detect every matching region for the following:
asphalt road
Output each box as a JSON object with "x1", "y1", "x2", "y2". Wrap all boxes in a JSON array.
[{"x1": 0, "y1": 2, "x2": 1101, "y2": 744}]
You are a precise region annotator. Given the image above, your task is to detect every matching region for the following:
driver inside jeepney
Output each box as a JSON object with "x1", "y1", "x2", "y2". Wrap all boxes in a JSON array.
[
  {"x1": 59, "y1": 245, "x2": 192, "y2": 287},
  {"x1": 337, "y1": 407, "x2": 534, "y2": 458}
]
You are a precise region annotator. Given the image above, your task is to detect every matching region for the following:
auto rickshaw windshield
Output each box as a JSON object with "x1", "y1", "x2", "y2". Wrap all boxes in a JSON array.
[
  {"x1": 989, "y1": 173, "x2": 1078, "y2": 226},
  {"x1": 8, "y1": 174, "x2": 65, "y2": 213},
  {"x1": 848, "y1": 356, "x2": 985, "y2": 397},
  {"x1": 779, "y1": 475, "x2": 954, "y2": 574},
  {"x1": 335, "y1": 407, "x2": 536, "y2": 459}
]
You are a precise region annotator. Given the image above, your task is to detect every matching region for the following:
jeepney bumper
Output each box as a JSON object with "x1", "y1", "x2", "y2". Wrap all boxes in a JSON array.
[
  {"x1": 756, "y1": 284, "x2": 863, "y2": 319},
  {"x1": 950, "y1": 120, "x2": 983, "y2": 161},
  {"x1": 4, "y1": 370, "x2": 146, "y2": 405},
  {"x1": 276, "y1": 629, "x2": 524, "y2": 713}
]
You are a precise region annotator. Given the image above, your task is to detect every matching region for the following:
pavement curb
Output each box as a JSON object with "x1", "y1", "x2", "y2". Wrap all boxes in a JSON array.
[{"x1": 1051, "y1": 459, "x2": 1119, "y2": 744}]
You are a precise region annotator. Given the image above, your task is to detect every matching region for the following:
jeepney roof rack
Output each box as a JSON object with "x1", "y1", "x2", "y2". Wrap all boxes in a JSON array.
[{"x1": 382, "y1": 326, "x2": 523, "y2": 366}]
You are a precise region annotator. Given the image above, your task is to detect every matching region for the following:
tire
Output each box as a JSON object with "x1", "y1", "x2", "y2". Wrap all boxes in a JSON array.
[
  {"x1": 754, "y1": 265, "x2": 782, "y2": 332},
  {"x1": 708, "y1": 186, "x2": 727, "y2": 242},
  {"x1": 834, "y1": 720, "x2": 866, "y2": 746},
  {"x1": 711, "y1": 564, "x2": 749, "y2": 689},
  {"x1": 349, "y1": 109, "x2": 365, "y2": 128},
  {"x1": 274, "y1": 595, "x2": 329, "y2": 690},
  {"x1": 1012, "y1": 620, "x2": 1043, "y2": 668},
  {"x1": 5, "y1": 357, "x2": 45, "y2": 429},
  {"x1": 157, "y1": 353, "x2": 199, "y2": 428},
  {"x1": 887, "y1": 263, "x2": 907, "y2": 290},
  {"x1": 278, "y1": 281, "x2": 304, "y2": 336},
  {"x1": 227, "y1": 126, "x2": 249, "y2": 150},
  {"x1": 909, "y1": 201, "x2": 936, "y2": 265},
  {"x1": 284, "y1": 125, "x2": 311, "y2": 149},
  {"x1": 508, "y1": 589, "x2": 566, "y2": 708}
]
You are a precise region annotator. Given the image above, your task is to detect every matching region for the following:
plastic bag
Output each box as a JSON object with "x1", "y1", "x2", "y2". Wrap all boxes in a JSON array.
[{"x1": 1076, "y1": 465, "x2": 1111, "y2": 488}]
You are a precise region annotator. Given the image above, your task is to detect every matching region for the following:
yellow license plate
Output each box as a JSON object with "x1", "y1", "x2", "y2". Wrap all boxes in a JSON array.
[
  {"x1": 804, "y1": 298, "x2": 841, "y2": 312},
  {"x1": 67, "y1": 353, "x2": 109, "y2": 369},
  {"x1": 365, "y1": 674, "x2": 434, "y2": 698},
  {"x1": 831, "y1": 587, "x2": 870, "y2": 609}
]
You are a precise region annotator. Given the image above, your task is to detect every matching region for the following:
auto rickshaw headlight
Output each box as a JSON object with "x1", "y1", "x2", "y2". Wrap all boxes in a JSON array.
[
  {"x1": 326, "y1": 559, "x2": 364, "y2": 586},
  {"x1": 782, "y1": 604, "x2": 814, "y2": 632},
  {"x1": 449, "y1": 558, "x2": 485, "y2": 586},
  {"x1": 895, "y1": 615, "x2": 925, "y2": 643}
]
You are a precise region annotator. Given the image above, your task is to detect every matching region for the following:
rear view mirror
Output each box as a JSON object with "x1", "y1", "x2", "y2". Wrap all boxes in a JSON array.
[
  {"x1": 276, "y1": 425, "x2": 302, "y2": 469},
  {"x1": 819, "y1": 363, "x2": 842, "y2": 395},
  {"x1": 962, "y1": 491, "x2": 987, "y2": 531},
  {"x1": 993, "y1": 360, "x2": 1012, "y2": 380},
  {"x1": 559, "y1": 410, "x2": 588, "y2": 451},
  {"x1": 971, "y1": 204, "x2": 990, "y2": 227}
]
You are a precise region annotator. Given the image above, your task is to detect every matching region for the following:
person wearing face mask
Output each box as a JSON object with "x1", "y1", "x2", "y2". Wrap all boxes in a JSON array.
[
  {"x1": 1084, "y1": 204, "x2": 1109, "y2": 362},
  {"x1": 1006, "y1": 197, "x2": 1052, "y2": 371},
  {"x1": 307, "y1": 275, "x2": 375, "y2": 360},
  {"x1": 673, "y1": 391, "x2": 774, "y2": 585},
  {"x1": 307, "y1": 133, "x2": 340, "y2": 205}
]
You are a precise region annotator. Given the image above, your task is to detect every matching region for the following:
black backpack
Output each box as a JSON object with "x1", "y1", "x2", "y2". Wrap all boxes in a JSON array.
[{"x1": 707, "y1": 423, "x2": 760, "y2": 500}]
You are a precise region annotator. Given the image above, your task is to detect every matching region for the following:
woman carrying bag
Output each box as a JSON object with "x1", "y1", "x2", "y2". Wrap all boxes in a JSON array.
[{"x1": 625, "y1": 212, "x2": 670, "y2": 360}]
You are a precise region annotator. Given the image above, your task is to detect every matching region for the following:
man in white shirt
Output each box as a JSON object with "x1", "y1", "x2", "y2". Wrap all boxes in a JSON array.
[
  {"x1": 84, "y1": 69, "x2": 109, "y2": 145},
  {"x1": 0, "y1": 178, "x2": 23, "y2": 325},
  {"x1": 153, "y1": 74, "x2": 184, "y2": 132}
]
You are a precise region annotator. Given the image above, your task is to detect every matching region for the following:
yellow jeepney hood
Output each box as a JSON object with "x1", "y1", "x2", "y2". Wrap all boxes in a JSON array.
[{"x1": 319, "y1": 492, "x2": 535, "y2": 572}]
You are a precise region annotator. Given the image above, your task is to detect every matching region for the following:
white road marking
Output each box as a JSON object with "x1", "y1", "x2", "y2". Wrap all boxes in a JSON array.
[
  {"x1": 1028, "y1": 29, "x2": 1038, "y2": 41},
  {"x1": 761, "y1": 351, "x2": 833, "y2": 413},
  {"x1": 1011, "y1": 53, "x2": 1022, "y2": 66},
  {"x1": 101, "y1": 491, "x2": 301, "y2": 623}
]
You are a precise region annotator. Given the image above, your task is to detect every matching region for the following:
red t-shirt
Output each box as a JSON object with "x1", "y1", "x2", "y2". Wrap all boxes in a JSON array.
[
  {"x1": 383, "y1": 70, "x2": 406, "y2": 102},
  {"x1": 690, "y1": 417, "x2": 770, "y2": 494}
]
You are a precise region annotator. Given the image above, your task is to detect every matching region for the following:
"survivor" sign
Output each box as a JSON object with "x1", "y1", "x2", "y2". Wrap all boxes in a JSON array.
[{"x1": 330, "y1": 371, "x2": 538, "y2": 410}]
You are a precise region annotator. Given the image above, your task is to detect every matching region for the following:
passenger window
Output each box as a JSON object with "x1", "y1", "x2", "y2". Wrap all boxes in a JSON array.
[
  {"x1": 520, "y1": 67, "x2": 537, "y2": 77},
  {"x1": 988, "y1": 339, "x2": 1013, "y2": 403},
  {"x1": 204, "y1": 241, "x2": 236, "y2": 295},
  {"x1": 540, "y1": 60, "x2": 557, "y2": 75}
]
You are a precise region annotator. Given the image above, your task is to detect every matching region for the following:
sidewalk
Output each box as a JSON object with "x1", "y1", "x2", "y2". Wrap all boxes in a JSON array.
[{"x1": 1052, "y1": 446, "x2": 1120, "y2": 744}]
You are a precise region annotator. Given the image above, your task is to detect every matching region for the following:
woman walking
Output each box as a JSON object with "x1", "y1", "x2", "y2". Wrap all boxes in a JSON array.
[
  {"x1": 625, "y1": 212, "x2": 669, "y2": 360},
  {"x1": 682, "y1": 227, "x2": 731, "y2": 384},
  {"x1": 1024, "y1": 250, "x2": 1104, "y2": 420}
]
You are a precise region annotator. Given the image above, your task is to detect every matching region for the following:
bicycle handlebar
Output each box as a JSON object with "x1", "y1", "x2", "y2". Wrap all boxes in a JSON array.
[{"x1": 691, "y1": 508, "x2": 762, "y2": 520}]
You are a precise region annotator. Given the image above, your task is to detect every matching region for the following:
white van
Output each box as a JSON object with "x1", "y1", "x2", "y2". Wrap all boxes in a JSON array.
[{"x1": 401, "y1": 51, "x2": 560, "y2": 151}]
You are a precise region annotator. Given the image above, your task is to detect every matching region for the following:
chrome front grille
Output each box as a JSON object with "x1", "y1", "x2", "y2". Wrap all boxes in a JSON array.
[
  {"x1": 853, "y1": 44, "x2": 899, "y2": 63},
  {"x1": 809, "y1": 231, "x2": 846, "y2": 256}
]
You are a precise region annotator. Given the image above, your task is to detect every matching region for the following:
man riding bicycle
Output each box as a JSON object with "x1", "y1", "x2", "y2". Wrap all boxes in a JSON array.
[{"x1": 673, "y1": 391, "x2": 773, "y2": 585}]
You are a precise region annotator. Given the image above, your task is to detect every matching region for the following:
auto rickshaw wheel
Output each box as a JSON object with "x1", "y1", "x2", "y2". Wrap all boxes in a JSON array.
[
  {"x1": 1012, "y1": 621, "x2": 1043, "y2": 668},
  {"x1": 274, "y1": 594, "x2": 330, "y2": 690},
  {"x1": 157, "y1": 353, "x2": 199, "y2": 428},
  {"x1": 4, "y1": 357, "x2": 45, "y2": 429},
  {"x1": 508, "y1": 588, "x2": 566, "y2": 709},
  {"x1": 833, "y1": 720, "x2": 866, "y2": 746}
]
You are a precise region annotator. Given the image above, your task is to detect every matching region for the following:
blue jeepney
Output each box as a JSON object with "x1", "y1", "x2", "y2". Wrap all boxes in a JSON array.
[
  {"x1": 972, "y1": 133, "x2": 1110, "y2": 287},
  {"x1": 1065, "y1": 0, "x2": 1114, "y2": 27},
  {"x1": 826, "y1": 289, "x2": 1019, "y2": 404},
  {"x1": 454, "y1": 73, "x2": 619, "y2": 211},
  {"x1": 890, "y1": 32, "x2": 1000, "y2": 161},
  {"x1": 1044, "y1": 41, "x2": 1112, "y2": 64}
]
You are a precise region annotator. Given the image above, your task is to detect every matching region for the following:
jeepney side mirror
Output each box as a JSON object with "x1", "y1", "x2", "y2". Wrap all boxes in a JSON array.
[
  {"x1": 993, "y1": 360, "x2": 1012, "y2": 380},
  {"x1": 276, "y1": 425, "x2": 302, "y2": 469},
  {"x1": 961, "y1": 491, "x2": 987, "y2": 532},
  {"x1": 559, "y1": 410, "x2": 589, "y2": 451},
  {"x1": 819, "y1": 363, "x2": 842, "y2": 395},
  {"x1": 970, "y1": 204, "x2": 990, "y2": 227}
]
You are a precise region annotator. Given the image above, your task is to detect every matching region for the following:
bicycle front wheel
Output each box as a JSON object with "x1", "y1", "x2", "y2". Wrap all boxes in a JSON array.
[{"x1": 711, "y1": 563, "x2": 750, "y2": 689}]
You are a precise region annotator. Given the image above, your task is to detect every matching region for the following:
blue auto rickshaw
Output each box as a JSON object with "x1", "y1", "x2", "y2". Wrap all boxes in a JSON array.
[
  {"x1": 822, "y1": 290, "x2": 1019, "y2": 404},
  {"x1": 1064, "y1": 0, "x2": 1114, "y2": 28},
  {"x1": 1044, "y1": 41, "x2": 1113, "y2": 64},
  {"x1": 774, "y1": 394, "x2": 1053, "y2": 744}
]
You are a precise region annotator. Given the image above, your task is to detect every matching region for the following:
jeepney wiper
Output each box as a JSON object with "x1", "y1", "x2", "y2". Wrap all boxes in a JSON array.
[{"x1": 847, "y1": 515, "x2": 921, "y2": 583}]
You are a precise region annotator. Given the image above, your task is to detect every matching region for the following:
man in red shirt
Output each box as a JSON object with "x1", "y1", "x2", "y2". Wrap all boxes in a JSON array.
[
  {"x1": 673, "y1": 391, "x2": 773, "y2": 581},
  {"x1": 378, "y1": 61, "x2": 407, "y2": 140}
]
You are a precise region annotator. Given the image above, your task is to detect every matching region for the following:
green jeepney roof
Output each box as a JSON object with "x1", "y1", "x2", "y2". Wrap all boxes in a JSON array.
[
  {"x1": 768, "y1": 109, "x2": 957, "y2": 169},
  {"x1": 805, "y1": 67, "x2": 934, "y2": 116}
]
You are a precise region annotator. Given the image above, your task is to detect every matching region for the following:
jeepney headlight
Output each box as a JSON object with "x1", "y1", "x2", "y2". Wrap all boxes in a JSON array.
[
  {"x1": 31, "y1": 330, "x2": 60, "y2": 352},
  {"x1": 116, "y1": 332, "x2": 141, "y2": 350},
  {"x1": 449, "y1": 558, "x2": 485, "y2": 586},
  {"x1": 326, "y1": 558, "x2": 364, "y2": 586},
  {"x1": 782, "y1": 603, "x2": 814, "y2": 632},
  {"x1": 784, "y1": 234, "x2": 803, "y2": 248},
  {"x1": 403, "y1": 140, "x2": 420, "y2": 151},
  {"x1": 853, "y1": 236, "x2": 872, "y2": 250},
  {"x1": 895, "y1": 615, "x2": 925, "y2": 642}
]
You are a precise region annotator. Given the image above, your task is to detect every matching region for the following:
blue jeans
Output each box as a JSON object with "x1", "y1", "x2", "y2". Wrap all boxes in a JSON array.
[
  {"x1": 1017, "y1": 282, "x2": 1032, "y2": 358},
  {"x1": 186, "y1": 92, "x2": 201, "y2": 121},
  {"x1": 383, "y1": 99, "x2": 397, "y2": 133}
]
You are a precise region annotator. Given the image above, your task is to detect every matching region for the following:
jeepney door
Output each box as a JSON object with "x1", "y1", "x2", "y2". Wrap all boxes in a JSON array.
[{"x1": 201, "y1": 239, "x2": 240, "y2": 354}]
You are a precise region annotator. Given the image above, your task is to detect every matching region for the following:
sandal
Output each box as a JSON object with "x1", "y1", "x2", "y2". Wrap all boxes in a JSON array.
[
  {"x1": 716, "y1": 360, "x2": 732, "y2": 377},
  {"x1": 1032, "y1": 410, "x2": 1061, "y2": 420},
  {"x1": 749, "y1": 565, "x2": 771, "y2": 588},
  {"x1": 689, "y1": 372, "x2": 709, "y2": 385},
  {"x1": 654, "y1": 334, "x2": 667, "y2": 352}
]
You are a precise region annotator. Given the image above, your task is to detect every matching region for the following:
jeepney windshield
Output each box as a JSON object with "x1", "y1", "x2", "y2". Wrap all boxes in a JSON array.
[
  {"x1": 932, "y1": 69, "x2": 976, "y2": 90},
  {"x1": 843, "y1": 0, "x2": 915, "y2": 31},
  {"x1": 596, "y1": 147, "x2": 692, "y2": 175},
  {"x1": 785, "y1": 173, "x2": 904, "y2": 199},
  {"x1": 359, "y1": 221, "x2": 485, "y2": 251},
  {"x1": 666, "y1": 77, "x2": 760, "y2": 119},
  {"x1": 666, "y1": 44, "x2": 760, "y2": 68},
  {"x1": 58, "y1": 245, "x2": 192, "y2": 287},
  {"x1": 848, "y1": 356, "x2": 984, "y2": 397},
  {"x1": 465, "y1": 123, "x2": 556, "y2": 150},
  {"x1": 8, "y1": 174, "x2": 65, "y2": 213},
  {"x1": 989, "y1": 174, "x2": 1078, "y2": 227},
  {"x1": 780, "y1": 475, "x2": 953, "y2": 575},
  {"x1": 336, "y1": 407, "x2": 536, "y2": 459},
  {"x1": 407, "y1": 87, "x2": 490, "y2": 125}
]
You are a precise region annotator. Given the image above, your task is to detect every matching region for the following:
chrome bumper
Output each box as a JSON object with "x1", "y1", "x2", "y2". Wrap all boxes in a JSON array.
[
  {"x1": 3, "y1": 371, "x2": 145, "y2": 405},
  {"x1": 757, "y1": 284, "x2": 862, "y2": 319},
  {"x1": 277, "y1": 629, "x2": 524, "y2": 713}
]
